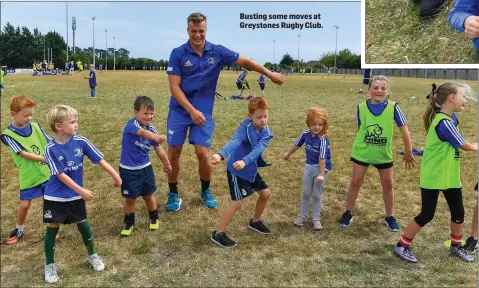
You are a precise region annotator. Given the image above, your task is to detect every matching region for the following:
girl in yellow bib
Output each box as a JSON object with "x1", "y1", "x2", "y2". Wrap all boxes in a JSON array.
[
  {"x1": 394, "y1": 82, "x2": 478, "y2": 263},
  {"x1": 339, "y1": 75, "x2": 416, "y2": 231}
]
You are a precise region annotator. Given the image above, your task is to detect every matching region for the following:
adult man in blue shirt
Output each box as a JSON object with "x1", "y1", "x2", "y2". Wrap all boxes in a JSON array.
[{"x1": 165, "y1": 12, "x2": 284, "y2": 212}]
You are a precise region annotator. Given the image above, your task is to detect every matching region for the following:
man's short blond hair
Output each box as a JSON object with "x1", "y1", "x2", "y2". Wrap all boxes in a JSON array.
[
  {"x1": 46, "y1": 104, "x2": 78, "y2": 132},
  {"x1": 187, "y1": 12, "x2": 207, "y2": 25}
]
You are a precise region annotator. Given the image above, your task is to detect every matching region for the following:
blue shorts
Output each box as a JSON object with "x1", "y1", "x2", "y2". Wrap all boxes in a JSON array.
[
  {"x1": 227, "y1": 170, "x2": 268, "y2": 201},
  {"x1": 0, "y1": 85, "x2": 4, "y2": 89},
  {"x1": 363, "y1": 78, "x2": 370, "y2": 85},
  {"x1": 20, "y1": 181, "x2": 47, "y2": 200},
  {"x1": 119, "y1": 165, "x2": 156, "y2": 198},
  {"x1": 259, "y1": 83, "x2": 265, "y2": 90},
  {"x1": 167, "y1": 109, "x2": 215, "y2": 147}
]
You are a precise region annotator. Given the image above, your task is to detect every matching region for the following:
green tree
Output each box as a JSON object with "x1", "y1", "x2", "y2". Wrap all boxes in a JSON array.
[{"x1": 279, "y1": 53, "x2": 294, "y2": 66}]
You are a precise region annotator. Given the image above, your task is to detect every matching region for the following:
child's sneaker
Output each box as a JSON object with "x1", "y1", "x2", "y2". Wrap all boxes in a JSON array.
[
  {"x1": 339, "y1": 211, "x2": 353, "y2": 227},
  {"x1": 211, "y1": 230, "x2": 237, "y2": 248},
  {"x1": 45, "y1": 263, "x2": 59, "y2": 283},
  {"x1": 120, "y1": 223, "x2": 134, "y2": 237},
  {"x1": 149, "y1": 219, "x2": 159, "y2": 230},
  {"x1": 248, "y1": 219, "x2": 271, "y2": 235},
  {"x1": 6, "y1": 228, "x2": 24, "y2": 245},
  {"x1": 293, "y1": 216, "x2": 306, "y2": 227},
  {"x1": 88, "y1": 254, "x2": 105, "y2": 271},
  {"x1": 165, "y1": 192, "x2": 182, "y2": 212},
  {"x1": 450, "y1": 245, "x2": 474, "y2": 262},
  {"x1": 463, "y1": 236, "x2": 478, "y2": 253},
  {"x1": 384, "y1": 216, "x2": 400, "y2": 232},
  {"x1": 200, "y1": 188, "x2": 218, "y2": 209},
  {"x1": 312, "y1": 220, "x2": 323, "y2": 230},
  {"x1": 394, "y1": 245, "x2": 418, "y2": 263}
]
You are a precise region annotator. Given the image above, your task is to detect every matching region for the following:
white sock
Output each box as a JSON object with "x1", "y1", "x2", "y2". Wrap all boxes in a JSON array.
[{"x1": 16, "y1": 224, "x2": 24, "y2": 232}]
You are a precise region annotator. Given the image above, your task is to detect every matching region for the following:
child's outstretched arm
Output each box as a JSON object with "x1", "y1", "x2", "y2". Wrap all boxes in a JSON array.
[
  {"x1": 283, "y1": 144, "x2": 300, "y2": 160},
  {"x1": 460, "y1": 141, "x2": 478, "y2": 151},
  {"x1": 18, "y1": 151, "x2": 46, "y2": 163},
  {"x1": 97, "y1": 159, "x2": 122, "y2": 186},
  {"x1": 137, "y1": 128, "x2": 166, "y2": 144},
  {"x1": 56, "y1": 173, "x2": 94, "y2": 201},
  {"x1": 153, "y1": 145, "x2": 172, "y2": 174},
  {"x1": 399, "y1": 125, "x2": 416, "y2": 169}
]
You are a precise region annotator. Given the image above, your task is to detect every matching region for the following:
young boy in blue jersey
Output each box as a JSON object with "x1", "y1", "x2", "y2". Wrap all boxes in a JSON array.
[
  {"x1": 235, "y1": 70, "x2": 249, "y2": 98},
  {"x1": 98, "y1": 64, "x2": 103, "y2": 74},
  {"x1": 165, "y1": 13, "x2": 284, "y2": 213},
  {"x1": 210, "y1": 97, "x2": 273, "y2": 248},
  {"x1": 43, "y1": 105, "x2": 122, "y2": 283},
  {"x1": 1, "y1": 95, "x2": 52, "y2": 245},
  {"x1": 257, "y1": 73, "x2": 266, "y2": 97},
  {"x1": 84, "y1": 64, "x2": 96, "y2": 98},
  {"x1": 119, "y1": 96, "x2": 171, "y2": 237}
]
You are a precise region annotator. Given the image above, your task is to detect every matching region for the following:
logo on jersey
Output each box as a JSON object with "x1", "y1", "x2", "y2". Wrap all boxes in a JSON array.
[
  {"x1": 44, "y1": 210, "x2": 52, "y2": 219},
  {"x1": 74, "y1": 148, "x2": 83, "y2": 157},
  {"x1": 58, "y1": 155, "x2": 64, "y2": 161},
  {"x1": 67, "y1": 161, "x2": 74, "y2": 167},
  {"x1": 30, "y1": 145, "x2": 41, "y2": 155},
  {"x1": 184, "y1": 60, "x2": 192, "y2": 67},
  {"x1": 208, "y1": 57, "x2": 216, "y2": 64},
  {"x1": 364, "y1": 124, "x2": 387, "y2": 146}
]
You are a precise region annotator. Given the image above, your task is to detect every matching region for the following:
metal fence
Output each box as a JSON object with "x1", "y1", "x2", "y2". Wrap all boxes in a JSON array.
[{"x1": 322, "y1": 69, "x2": 478, "y2": 81}]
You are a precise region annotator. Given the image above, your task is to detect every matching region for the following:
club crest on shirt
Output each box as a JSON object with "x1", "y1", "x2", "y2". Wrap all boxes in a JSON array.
[
  {"x1": 74, "y1": 148, "x2": 83, "y2": 157},
  {"x1": 184, "y1": 60, "x2": 193, "y2": 67},
  {"x1": 208, "y1": 57, "x2": 216, "y2": 64}
]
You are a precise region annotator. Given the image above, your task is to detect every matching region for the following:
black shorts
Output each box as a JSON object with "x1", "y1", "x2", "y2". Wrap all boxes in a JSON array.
[
  {"x1": 120, "y1": 165, "x2": 156, "y2": 198},
  {"x1": 236, "y1": 82, "x2": 242, "y2": 90},
  {"x1": 259, "y1": 83, "x2": 265, "y2": 90},
  {"x1": 227, "y1": 170, "x2": 268, "y2": 201},
  {"x1": 90, "y1": 86, "x2": 96, "y2": 90},
  {"x1": 43, "y1": 199, "x2": 87, "y2": 224},
  {"x1": 350, "y1": 157, "x2": 393, "y2": 170}
]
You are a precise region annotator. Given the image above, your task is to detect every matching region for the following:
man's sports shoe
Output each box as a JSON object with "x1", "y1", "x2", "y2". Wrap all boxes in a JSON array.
[
  {"x1": 293, "y1": 216, "x2": 306, "y2": 227},
  {"x1": 463, "y1": 236, "x2": 478, "y2": 253},
  {"x1": 384, "y1": 216, "x2": 400, "y2": 232},
  {"x1": 211, "y1": 230, "x2": 237, "y2": 248},
  {"x1": 450, "y1": 245, "x2": 474, "y2": 262},
  {"x1": 149, "y1": 219, "x2": 159, "y2": 230},
  {"x1": 88, "y1": 254, "x2": 105, "y2": 271},
  {"x1": 248, "y1": 219, "x2": 271, "y2": 235},
  {"x1": 165, "y1": 192, "x2": 182, "y2": 212},
  {"x1": 201, "y1": 188, "x2": 218, "y2": 209},
  {"x1": 339, "y1": 211, "x2": 353, "y2": 227},
  {"x1": 120, "y1": 223, "x2": 134, "y2": 237},
  {"x1": 6, "y1": 228, "x2": 24, "y2": 245},
  {"x1": 394, "y1": 245, "x2": 418, "y2": 263},
  {"x1": 45, "y1": 263, "x2": 59, "y2": 283}
]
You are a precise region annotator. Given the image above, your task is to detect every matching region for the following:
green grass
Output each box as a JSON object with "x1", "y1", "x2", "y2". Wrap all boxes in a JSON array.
[
  {"x1": 1, "y1": 71, "x2": 477, "y2": 287},
  {"x1": 366, "y1": 0, "x2": 479, "y2": 64}
]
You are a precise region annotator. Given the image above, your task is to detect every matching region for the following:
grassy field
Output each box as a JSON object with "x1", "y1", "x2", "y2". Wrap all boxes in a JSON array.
[
  {"x1": 1, "y1": 71, "x2": 478, "y2": 287},
  {"x1": 366, "y1": 0, "x2": 479, "y2": 64}
]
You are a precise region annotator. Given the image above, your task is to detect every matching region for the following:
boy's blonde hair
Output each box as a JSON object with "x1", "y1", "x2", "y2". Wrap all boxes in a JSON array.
[
  {"x1": 46, "y1": 105, "x2": 78, "y2": 132},
  {"x1": 10, "y1": 94, "x2": 36, "y2": 112},
  {"x1": 248, "y1": 96, "x2": 269, "y2": 114},
  {"x1": 306, "y1": 107, "x2": 329, "y2": 137}
]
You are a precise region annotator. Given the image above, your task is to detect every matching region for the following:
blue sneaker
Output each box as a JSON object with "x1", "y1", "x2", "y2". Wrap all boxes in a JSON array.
[
  {"x1": 384, "y1": 216, "x2": 400, "y2": 232},
  {"x1": 201, "y1": 188, "x2": 218, "y2": 209},
  {"x1": 165, "y1": 192, "x2": 182, "y2": 212}
]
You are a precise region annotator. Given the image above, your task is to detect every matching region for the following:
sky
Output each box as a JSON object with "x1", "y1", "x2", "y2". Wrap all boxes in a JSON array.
[{"x1": 1, "y1": 1, "x2": 360, "y2": 64}]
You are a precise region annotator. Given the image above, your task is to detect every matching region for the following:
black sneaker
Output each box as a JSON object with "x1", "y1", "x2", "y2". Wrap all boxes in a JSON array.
[
  {"x1": 463, "y1": 236, "x2": 478, "y2": 253},
  {"x1": 339, "y1": 211, "x2": 353, "y2": 227},
  {"x1": 248, "y1": 219, "x2": 271, "y2": 235},
  {"x1": 211, "y1": 230, "x2": 237, "y2": 248},
  {"x1": 6, "y1": 228, "x2": 24, "y2": 245}
]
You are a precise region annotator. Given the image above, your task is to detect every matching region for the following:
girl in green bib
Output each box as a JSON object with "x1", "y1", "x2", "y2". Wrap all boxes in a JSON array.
[
  {"x1": 394, "y1": 82, "x2": 478, "y2": 263},
  {"x1": 339, "y1": 75, "x2": 416, "y2": 231}
]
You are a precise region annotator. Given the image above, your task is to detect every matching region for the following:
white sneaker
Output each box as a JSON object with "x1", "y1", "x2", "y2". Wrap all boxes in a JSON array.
[
  {"x1": 312, "y1": 220, "x2": 323, "y2": 230},
  {"x1": 45, "y1": 263, "x2": 59, "y2": 283},
  {"x1": 450, "y1": 245, "x2": 474, "y2": 262},
  {"x1": 88, "y1": 254, "x2": 105, "y2": 271},
  {"x1": 293, "y1": 216, "x2": 306, "y2": 227},
  {"x1": 394, "y1": 245, "x2": 417, "y2": 263}
]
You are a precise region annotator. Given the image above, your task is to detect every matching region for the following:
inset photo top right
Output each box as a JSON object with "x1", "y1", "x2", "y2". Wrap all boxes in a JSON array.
[{"x1": 365, "y1": 0, "x2": 479, "y2": 64}]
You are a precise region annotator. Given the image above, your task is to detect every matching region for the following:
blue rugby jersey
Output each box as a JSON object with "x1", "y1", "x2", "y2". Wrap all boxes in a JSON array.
[
  {"x1": 120, "y1": 118, "x2": 160, "y2": 170},
  {"x1": 295, "y1": 130, "x2": 332, "y2": 170}
]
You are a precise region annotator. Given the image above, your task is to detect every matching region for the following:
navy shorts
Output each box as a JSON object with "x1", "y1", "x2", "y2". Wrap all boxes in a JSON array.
[
  {"x1": 43, "y1": 198, "x2": 87, "y2": 224},
  {"x1": 351, "y1": 157, "x2": 393, "y2": 170},
  {"x1": 120, "y1": 165, "x2": 156, "y2": 198},
  {"x1": 90, "y1": 86, "x2": 96, "y2": 90},
  {"x1": 20, "y1": 181, "x2": 47, "y2": 200},
  {"x1": 259, "y1": 83, "x2": 265, "y2": 90},
  {"x1": 363, "y1": 78, "x2": 370, "y2": 85},
  {"x1": 236, "y1": 82, "x2": 242, "y2": 90},
  {"x1": 227, "y1": 170, "x2": 268, "y2": 201},
  {"x1": 167, "y1": 108, "x2": 215, "y2": 148}
]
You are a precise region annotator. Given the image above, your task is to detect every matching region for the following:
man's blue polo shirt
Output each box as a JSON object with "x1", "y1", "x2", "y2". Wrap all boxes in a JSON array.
[{"x1": 167, "y1": 40, "x2": 239, "y2": 117}]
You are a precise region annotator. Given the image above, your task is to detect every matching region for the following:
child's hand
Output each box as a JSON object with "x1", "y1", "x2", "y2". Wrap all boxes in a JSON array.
[
  {"x1": 211, "y1": 154, "x2": 222, "y2": 165},
  {"x1": 163, "y1": 163, "x2": 172, "y2": 174},
  {"x1": 316, "y1": 175, "x2": 324, "y2": 183},
  {"x1": 84, "y1": 76, "x2": 89, "y2": 79},
  {"x1": 80, "y1": 189, "x2": 94, "y2": 201},
  {"x1": 233, "y1": 160, "x2": 246, "y2": 170},
  {"x1": 464, "y1": 16, "x2": 479, "y2": 39},
  {"x1": 402, "y1": 153, "x2": 416, "y2": 169},
  {"x1": 472, "y1": 143, "x2": 479, "y2": 151},
  {"x1": 112, "y1": 174, "x2": 122, "y2": 187},
  {"x1": 283, "y1": 152, "x2": 290, "y2": 161},
  {"x1": 155, "y1": 135, "x2": 166, "y2": 144}
]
